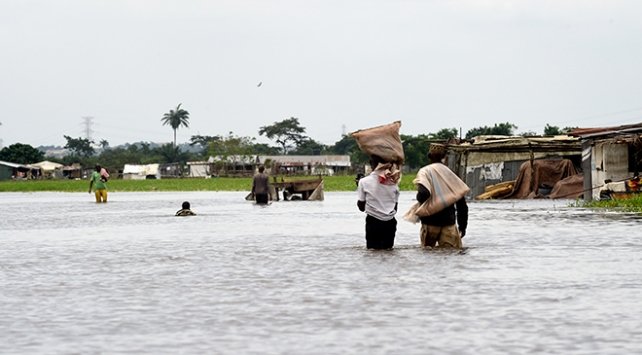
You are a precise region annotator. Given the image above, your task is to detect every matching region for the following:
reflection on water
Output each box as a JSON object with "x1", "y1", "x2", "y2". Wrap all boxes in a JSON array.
[{"x1": 1, "y1": 192, "x2": 641, "y2": 354}]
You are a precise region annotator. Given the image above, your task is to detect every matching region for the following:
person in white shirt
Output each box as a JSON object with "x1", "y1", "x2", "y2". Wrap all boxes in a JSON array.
[{"x1": 357, "y1": 155, "x2": 400, "y2": 249}]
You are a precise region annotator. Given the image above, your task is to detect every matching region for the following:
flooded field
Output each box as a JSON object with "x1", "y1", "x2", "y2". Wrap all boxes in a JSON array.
[{"x1": 1, "y1": 191, "x2": 641, "y2": 354}]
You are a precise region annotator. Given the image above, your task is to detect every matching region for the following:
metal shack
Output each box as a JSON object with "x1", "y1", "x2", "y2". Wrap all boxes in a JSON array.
[
  {"x1": 569, "y1": 122, "x2": 642, "y2": 201},
  {"x1": 446, "y1": 136, "x2": 582, "y2": 199},
  {"x1": 258, "y1": 155, "x2": 352, "y2": 176},
  {"x1": 0, "y1": 160, "x2": 39, "y2": 180}
]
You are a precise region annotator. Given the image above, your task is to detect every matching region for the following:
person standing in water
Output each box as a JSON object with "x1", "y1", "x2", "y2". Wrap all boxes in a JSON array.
[
  {"x1": 408, "y1": 144, "x2": 469, "y2": 248},
  {"x1": 357, "y1": 155, "x2": 400, "y2": 249},
  {"x1": 88, "y1": 164, "x2": 108, "y2": 203},
  {"x1": 252, "y1": 165, "x2": 270, "y2": 204}
]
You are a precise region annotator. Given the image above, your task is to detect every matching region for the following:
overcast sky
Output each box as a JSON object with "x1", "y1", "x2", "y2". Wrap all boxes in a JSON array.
[{"x1": 1, "y1": 0, "x2": 642, "y2": 148}]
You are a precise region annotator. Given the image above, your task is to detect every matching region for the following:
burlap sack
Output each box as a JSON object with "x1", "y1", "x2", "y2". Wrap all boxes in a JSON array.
[
  {"x1": 404, "y1": 163, "x2": 470, "y2": 223},
  {"x1": 350, "y1": 121, "x2": 404, "y2": 163}
]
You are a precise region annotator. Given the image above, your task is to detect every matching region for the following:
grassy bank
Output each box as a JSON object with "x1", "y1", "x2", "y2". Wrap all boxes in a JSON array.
[
  {"x1": 580, "y1": 195, "x2": 642, "y2": 213},
  {"x1": 0, "y1": 174, "x2": 418, "y2": 192}
]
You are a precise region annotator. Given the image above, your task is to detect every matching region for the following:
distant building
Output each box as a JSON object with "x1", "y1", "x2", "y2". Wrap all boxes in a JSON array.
[
  {"x1": 122, "y1": 164, "x2": 161, "y2": 180},
  {"x1": 569, "y1": 122, "x2": 642, "y2": 200},
  {"x1": 446, "y1": 136, "x2": 582, "y2": 199},
  {"x1": 0, "y1": 160, "x2": 39, "y2": 180},
  {"x1": 29, "y1": 160, "x2": 64, "y2": 179},
  {"x1": 207, "y1": 155, "x2": 258, "y2": 177},
  {"x1": 258, "y1": 155, "x2": 352, "y2": 176},
  {"x1": 160, "y1": 163, "x2": 182, "y2": 178},
  {"x1": 187, "y1": 161, "x2": 212, "y2": 178},
  {"x1": 63, "y1": 163, "x2": 83, "y2": 179},
  {"x1": 205, "y1": 155, "x2": 352, "y2": 177}
]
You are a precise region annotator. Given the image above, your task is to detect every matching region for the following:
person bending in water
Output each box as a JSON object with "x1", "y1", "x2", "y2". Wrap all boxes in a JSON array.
[
  {"x1": 357, "y1": 155, "x2": 400, "y2": 249},
  {"x1": 175, "y1": 201, "x2": 196, "y2": 216}
]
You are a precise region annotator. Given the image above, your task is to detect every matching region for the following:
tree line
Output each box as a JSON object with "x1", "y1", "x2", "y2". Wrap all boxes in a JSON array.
[{"x1": 0, "y1": 103, "x2": 577, "y2": 172}]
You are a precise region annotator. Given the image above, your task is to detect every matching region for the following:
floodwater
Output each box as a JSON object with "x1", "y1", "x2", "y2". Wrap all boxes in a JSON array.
[{"x1": 1, "y1": 191, "x2": 641, "y2": 354}]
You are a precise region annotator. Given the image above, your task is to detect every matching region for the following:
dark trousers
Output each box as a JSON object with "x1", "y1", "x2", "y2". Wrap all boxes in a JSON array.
[
  {"x1": 365, "y1": 215, "x2": 397, "y2": 249},
  {"x1": 255, "y1": 193, "x2": 269, "y2": 204}
]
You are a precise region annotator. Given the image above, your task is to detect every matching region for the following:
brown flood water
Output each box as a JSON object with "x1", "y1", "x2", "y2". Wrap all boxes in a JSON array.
[{"x1": 1, "y1": 191, "x2": 641, "y2": 354}]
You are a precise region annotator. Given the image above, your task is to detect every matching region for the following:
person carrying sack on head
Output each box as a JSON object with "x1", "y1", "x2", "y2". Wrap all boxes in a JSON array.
[
  {"x1": 405, "y1": 143, "x2": 470, "y2": 248},
  {"x1": 357, "y1": 155, "x2": 401, "y2": 250}
]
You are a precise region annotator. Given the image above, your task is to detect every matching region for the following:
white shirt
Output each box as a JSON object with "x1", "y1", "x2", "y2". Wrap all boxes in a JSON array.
[{"x1": 357, "y1": 172, "x2": 400, "y2": 221}]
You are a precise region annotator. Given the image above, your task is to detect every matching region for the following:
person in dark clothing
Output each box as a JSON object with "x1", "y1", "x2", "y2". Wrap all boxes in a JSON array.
[
  {"x1": 414, "y1": 144, "x2": 469, "y2": 248},
  {"x1": 416, "y1": 184, "x2": 468, "y2": 247},
  {"x1": 354, "y1": 172, "x2": 365, "y2": 187},
  {"x1": 175, "y1": 201, "x2": 196, "y2": 216},
  {"x1": 252, "y1": 165, "x2": 270, "y2": 204}
]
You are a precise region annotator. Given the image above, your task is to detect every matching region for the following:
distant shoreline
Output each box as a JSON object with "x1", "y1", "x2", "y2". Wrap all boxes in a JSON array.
[{"x1": 0, "y1": 175, "x2": 417, "y2": 193}]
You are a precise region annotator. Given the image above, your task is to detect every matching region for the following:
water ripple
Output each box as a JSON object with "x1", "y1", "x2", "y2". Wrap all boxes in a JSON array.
[{"x1": 1, "y1": 192, "x2": 641, "y2": 354}]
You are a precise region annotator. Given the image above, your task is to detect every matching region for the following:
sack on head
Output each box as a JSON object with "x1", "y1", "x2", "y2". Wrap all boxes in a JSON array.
[{"x1": 350, "y1": 121, "x2": 404, "y2": 164}]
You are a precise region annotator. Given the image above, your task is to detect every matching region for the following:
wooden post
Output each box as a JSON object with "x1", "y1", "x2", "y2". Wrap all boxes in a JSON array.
[{"x1": 529, "y1": 143, "x2": 535, "y2": 194}]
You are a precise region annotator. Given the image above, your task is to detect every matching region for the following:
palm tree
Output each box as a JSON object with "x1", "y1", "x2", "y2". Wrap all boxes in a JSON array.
[{"x1": 161, "y1": 103, "x2": 190, "y2": 147}]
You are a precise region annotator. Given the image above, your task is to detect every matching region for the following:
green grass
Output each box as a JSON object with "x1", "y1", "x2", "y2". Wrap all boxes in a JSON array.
[
  {"x1": 0, "y1": 174, "x2": 419, "y2": 192},
  {"x1": 579, "y1": 195, "x2": 642, "y2": 213}
]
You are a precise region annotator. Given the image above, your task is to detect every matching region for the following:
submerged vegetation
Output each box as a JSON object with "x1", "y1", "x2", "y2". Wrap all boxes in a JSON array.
[
  {"x1": 0, "y1": 174, "x2": 418, "y2": 193},
  {"x1": 580, "y1": 195, "x2": 642, "y2": 213}
]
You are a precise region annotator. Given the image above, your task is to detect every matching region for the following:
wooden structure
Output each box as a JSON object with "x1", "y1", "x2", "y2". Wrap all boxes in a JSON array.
[
  {"x1": 246, "y1": 177, "x2": 324, "y2": 202},
  {"x1": 447, "y1": 135, "x2": 581, "y2": 199},
  {"x1": 271, "y1": 177, "x2": 324, "y2": 201},
  {"x1": 475, "y1": 180, "x2": 515, "y2": 200},
  {"x1": 598, "y1": 176, "x2": 641, "y2": 200},
  {"x1": 569, "y1": 123, "x2": 642, "y2": 201},
  {"x1": 259, "y1": 155, "x2": 351, "y2": 176}
]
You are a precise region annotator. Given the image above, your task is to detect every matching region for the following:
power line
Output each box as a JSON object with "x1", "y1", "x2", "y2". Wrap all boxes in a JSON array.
[
  {"x1": 81, "y1": 116, "x2": 94, "y2": 141},
  {"x1": 545, "y1": 106, "x2": 642, "y2": 129}
]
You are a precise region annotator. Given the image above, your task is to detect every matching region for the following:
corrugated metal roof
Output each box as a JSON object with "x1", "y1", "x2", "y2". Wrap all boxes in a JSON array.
[
  {"x1": 259, "y1": 155, "x2": 351, "y2": 167},
  {"x1": 206, "y1": 155, "x2": 352, "y2": 166},
  {"x1": 450, "y1": 136, "x2": 580, "y2": 152},
  {"x1": 29, "y1": 160, "x2": 64, "y2": 171},
  {"x1": 0, "y1": 160, "x2": 29, "y2": 169},
  {"x1": 208, "y1": 155, "x2": 258, "y2": 164},
  {"x1": 569, "y1": 122, "x2": 642, "y2": 139},
  {"x1": 123, "y1": 164, "x2": 159, "y2": 175}
]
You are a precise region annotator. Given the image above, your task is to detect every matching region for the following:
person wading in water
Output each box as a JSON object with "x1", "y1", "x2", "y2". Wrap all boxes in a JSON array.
[
  {"x1": 357, "y1": 155, "x2": 401, "y2": 249},
  {"x1": 88, "y1": 164, "x2": 108, "y2": 203},
  {"x1": 405, "y1": 144, "x2": 469, "y2": 248},
  {"x1": 252, "y1": 165, "x2": 270, "y2": 204}
]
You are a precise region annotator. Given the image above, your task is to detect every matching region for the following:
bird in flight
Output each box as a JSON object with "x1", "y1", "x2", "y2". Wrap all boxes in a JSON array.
[{"x1": 257, "y1": 82, "x2": 262, "y2": 87}]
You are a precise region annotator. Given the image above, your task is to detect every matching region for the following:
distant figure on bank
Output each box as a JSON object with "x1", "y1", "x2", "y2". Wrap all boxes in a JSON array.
[
  {"x1": 252, "y1": 165, "x2": 270, "y2": 204},
  {"x1": 407, "y1": 143, "x2": 469, "y2": 248},
  {"x1": 88, "y1": 164, "x2": 108, "y2": 203},
  {"x1": 354, "y1": 172, "x2": 365, "y2": 187},
  {"x1": 175, "y1": 201, "x2": 196, "y2": 216},
  {"x1": 357, "y1": 155, "x2": 400, "y2": 249}
]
